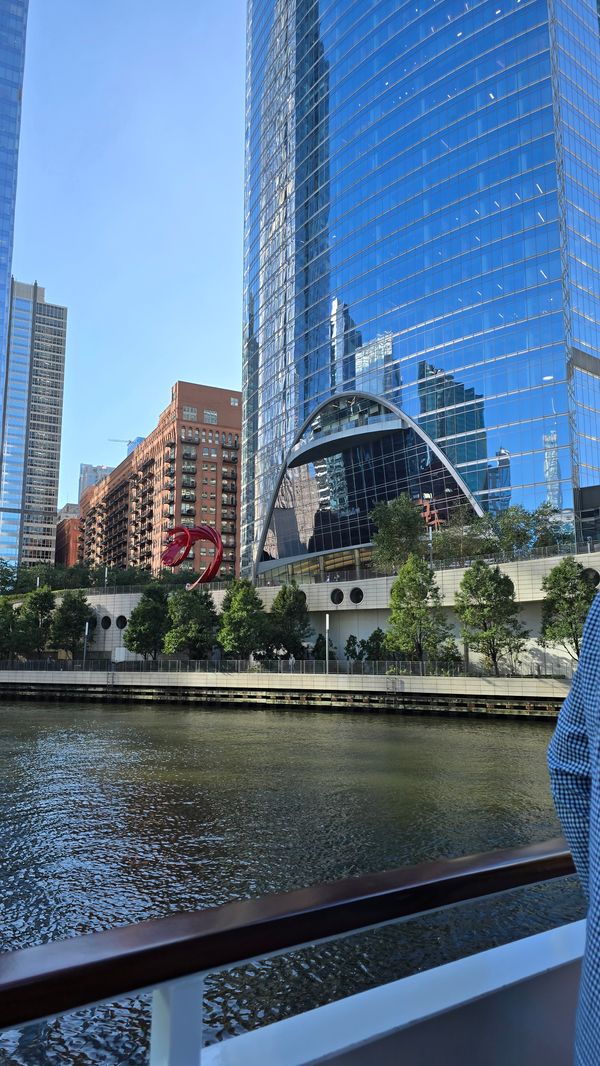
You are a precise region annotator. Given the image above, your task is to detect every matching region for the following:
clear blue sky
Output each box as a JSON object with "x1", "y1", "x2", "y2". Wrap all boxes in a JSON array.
[{"x1": 12, "y1": 0, "x2": 247, "y2": 505}]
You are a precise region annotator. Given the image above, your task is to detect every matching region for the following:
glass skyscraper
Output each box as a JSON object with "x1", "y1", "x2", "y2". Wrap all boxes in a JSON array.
[
  {"x1": 0, "y1": 1, "x2": 29, "y2": 566},
  {"x1": 243, "y1": 0, "x2": 600, "y2": 579},
  {"x1": 0, "y1": 281, "x2": 67, "y2": 566},
  {"x1": 0, "y1": 1, "x2": 28, "y2": 375}
]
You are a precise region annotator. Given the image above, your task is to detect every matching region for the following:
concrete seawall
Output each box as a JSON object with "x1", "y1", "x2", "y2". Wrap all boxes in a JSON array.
[{"x1": 0, "y1": 671, "x2": 569, "y2": 719}]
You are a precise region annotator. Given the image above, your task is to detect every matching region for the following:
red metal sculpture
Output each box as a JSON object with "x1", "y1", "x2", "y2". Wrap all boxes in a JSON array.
[{"x1": 161, "y1": 525, "x2": 223, "y2": 591}]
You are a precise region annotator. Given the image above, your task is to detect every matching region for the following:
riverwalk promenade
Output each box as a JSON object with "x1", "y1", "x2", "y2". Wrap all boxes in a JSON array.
[{"x1": 0, "y1": 668, "x2": 569, "y2": 718}]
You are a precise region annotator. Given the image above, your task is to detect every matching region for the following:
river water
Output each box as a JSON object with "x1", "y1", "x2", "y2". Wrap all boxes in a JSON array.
[{"x1": 0, "y1": 703, "x2": 585, "y2": 1063}]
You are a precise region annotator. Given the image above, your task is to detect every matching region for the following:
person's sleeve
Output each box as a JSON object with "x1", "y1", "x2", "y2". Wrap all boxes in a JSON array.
[{"x1": 547, "y1": 604, "x2": 597, "y2": 900}]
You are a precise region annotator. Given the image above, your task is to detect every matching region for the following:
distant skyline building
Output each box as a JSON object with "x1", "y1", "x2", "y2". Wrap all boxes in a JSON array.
[
  {"x1": 57, "y1": 502, "x2": 79, "y2": 521},
  {"x1": 0, "y1": 2, "x2": 28, "y2": 404},
  {"x1": 243, "y1": 0, "x2": 600, "y2": 579},
  {"x1": 0, "y1": 280, "x2": 67, "y2": 566},
  {"x1": 78, "y1": 463, "x2": 114, "y2": 502}
]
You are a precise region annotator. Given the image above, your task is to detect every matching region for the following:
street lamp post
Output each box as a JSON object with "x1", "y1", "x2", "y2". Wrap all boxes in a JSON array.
[
  {"x1": 83, "y1": 621, "x2": 89, "y2": 670},
  {"x1": 325, "y1": 612, "x2": 330, "y2": 675}
]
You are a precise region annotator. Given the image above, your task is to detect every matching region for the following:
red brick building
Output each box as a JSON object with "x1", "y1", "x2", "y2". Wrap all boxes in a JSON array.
[
  {"x1": 79, "y1": 382, "x2": 241, "y2": 577},
  {"x1": 55, "y1": 517, "x2": 80, "y2": 567}
]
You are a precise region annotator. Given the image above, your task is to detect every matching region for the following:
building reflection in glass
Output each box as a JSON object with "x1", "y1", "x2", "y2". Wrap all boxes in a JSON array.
[
  {"x1": 487, "y1": 449, "x2": 512, "y2": 514},
  {"x1": 260, "y1": 395, "x2": 480, "y2": 569},
  {"x1": 543, "y1": 429, "x2": 563, "y2": 511},
  {"x1": 243, "y1": 0, "x2": 600, "y2": 575}
]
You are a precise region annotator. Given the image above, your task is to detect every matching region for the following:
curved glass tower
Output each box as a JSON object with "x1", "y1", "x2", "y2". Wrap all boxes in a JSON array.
[{"x1": 243, "y1": 0, "x2": 600, "y2": 578}]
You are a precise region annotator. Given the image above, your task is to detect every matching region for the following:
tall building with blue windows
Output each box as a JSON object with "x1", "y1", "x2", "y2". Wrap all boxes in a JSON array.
[
  {"x1": 0, "y1": 281, "x2": 67, "y2": 566},
  {"x1": 242, "y1": 0, "x2": 600, "y2": 580},
  {"x1": 0, "y1": 1, "x2": 28, "y2": 380}
]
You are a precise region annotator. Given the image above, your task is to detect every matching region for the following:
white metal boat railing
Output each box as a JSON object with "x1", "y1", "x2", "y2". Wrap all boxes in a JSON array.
[{"x1": 0, "y1": 839, "x2": 577, "y2": 1064}]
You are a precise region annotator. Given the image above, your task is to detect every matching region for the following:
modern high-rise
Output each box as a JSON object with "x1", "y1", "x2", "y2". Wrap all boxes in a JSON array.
[
  {"x1": 79, "y1": 383, "x2": 241, "y2": 577},
  {"x1": 78, "y1": 463, "x2": 114, "y2": 502},
  {"x1": 0, "y1": 280, "x2": 67, "y2": 565},
  {"x1": 0, "y1": 2, "x2": 28, "y2": 379},
  {"x1": 243, "y1": 0, "x2": 600, "y2": 580}
]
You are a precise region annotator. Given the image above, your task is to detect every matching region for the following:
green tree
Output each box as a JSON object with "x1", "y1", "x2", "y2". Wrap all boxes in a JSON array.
[
  {"x1": 531, "y1": 503, "x2": 563, "y2": 551},
  {"x1": 344, "y1": 635, "x2": 364, "y2": 662},
  {"x1": 385, "y1": 555, "x2": 456, "y2": 664},
  {"x1": 360, "y1": 627, "x2": 388, "y2": 661},
  {"x1": 437, "y1": 638, "x2": 463, "y2": 670},
  {"x1": 164, "y1": 588, "x2": 218, "y2": 659},
  {"x1": 492, "y1": 505, "x2": 534, "y2": 557},
  {"x1": 539, "y1": 557, "x2": 596, "y2": 660},
  {"x1": 61, "y1": 563, "x2": 92, "y2": 589},
  {"x1": 50, "y1": 590, "x2": 95, "y2": 659},
  {"x1": 123, "y1": 584, "x2": 169, "y2": 661},
  {"x1": 0, "y1": 598, "x2": 18, "y2": 659},
  {"x1": 218, "y1": 579, "x2": 270, "y2": 659},
  {"x1": 454, "y1": 562, "x2": 528, "y2": 677},
  {"x1": 370, "y1": 494, "x2": 426, "y2": 572},
  {"x1": 87, "y1": 565, "x2": 151, "y2": 589},
  {"x1": 312, "y1": 633, "x2": 336, "y2": 660},
  {"x1": 0, "y1": 559, "x2": 16, "y2": 595},
  {"x1": 269, "y1": 581, "x2": 312, "y2": 658},
  {"x1": 17, "y1": 586, "x2": 56, "y2": 656},
  {"x1": 431, "y1": 506, "x2": 492, "y2": 564}
]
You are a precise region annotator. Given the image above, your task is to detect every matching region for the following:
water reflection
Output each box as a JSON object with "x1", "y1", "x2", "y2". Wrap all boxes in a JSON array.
[{"x1": 0, "y1": 704, "x2": 585, "y2": 1064}]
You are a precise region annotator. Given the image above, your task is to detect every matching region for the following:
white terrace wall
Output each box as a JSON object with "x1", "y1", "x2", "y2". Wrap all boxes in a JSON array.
[{"x1": 80, "y1": 550, "x2": 600, "y2": 668}]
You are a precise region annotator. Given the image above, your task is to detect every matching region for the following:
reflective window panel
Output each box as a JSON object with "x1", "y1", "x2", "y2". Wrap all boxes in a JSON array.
[{"x1": 243, "y1": 0, "x2": 600, "y2": 574}]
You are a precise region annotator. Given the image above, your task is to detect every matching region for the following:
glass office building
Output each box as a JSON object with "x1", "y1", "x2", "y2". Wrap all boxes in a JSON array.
[
  {"x1": 243, "y1": 0, "x2": 600, "y2": 578},
  {"x1": 0, "y1": 281, "x2": 67, "y2": 566},
  {"x1": 0, "y1": 1, "x2": 28, "y2": 384}
]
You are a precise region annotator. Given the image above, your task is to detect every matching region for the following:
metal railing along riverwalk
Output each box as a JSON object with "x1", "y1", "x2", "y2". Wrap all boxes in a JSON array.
[{"x1": 0, "y1": 657, "x2": 576, "y2": 680}]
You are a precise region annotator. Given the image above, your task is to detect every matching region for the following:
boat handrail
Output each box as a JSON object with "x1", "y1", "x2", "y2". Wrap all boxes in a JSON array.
[{"x1": 0, "y1": 836, "x2": 574, "y2": 1033}]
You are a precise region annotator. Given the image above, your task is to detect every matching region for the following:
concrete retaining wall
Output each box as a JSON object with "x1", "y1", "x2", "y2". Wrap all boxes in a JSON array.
[{"x1": 0, "y1": 670, "x2": 569, "y2": 718}]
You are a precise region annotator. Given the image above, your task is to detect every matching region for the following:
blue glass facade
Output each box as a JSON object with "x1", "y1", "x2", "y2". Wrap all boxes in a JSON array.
[
  {"x1": 0, "y1": 0, "x2": 28, "y2": 565},
  {"x1": 0, "y1": 281, "x2": 31, "y2": 562},
  {"x1": 0, "y1": 0, "x2": 27, "y2": 380},
  {"x1": 0, "y1": 281, "x2": 67, "y2": 566},
  {"x1": 243, "y1": 0, "x2": 600, "y2": 575}
]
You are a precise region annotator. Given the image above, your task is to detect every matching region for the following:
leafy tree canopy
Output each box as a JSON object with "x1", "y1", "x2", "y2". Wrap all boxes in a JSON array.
[
  {"x1": 50, "y1": 590, "x2": 95, "y2": 659},
  {"x1": 269, "y1": 581, "x2": 312, "y2": 658},
  {"x1": 312, "y1": 633, "x2": 336, "y2": 661},
  {"x1": 0, "y1": 560, "x2": 16, "y2": 596},
  {"x1": 122, "y1": 584, "x2": 169, "y2": 661},
  {"x1": 370, "y1": 495, "x2": 426, "y2": 571},
  {"x1": 18, "y1": 586, "x2": 56, "y2": 656},
  {"x1": 539, "y1": 556, "x2": 597, "y2": 660},
  {"x1": 385, "y1": 554, "x2": 457, "y2": 664},
  {"x1": 164, "y1": 588, "x2": 218, "y2": 660},
  {"x1": 430, "y1": 506, "x2": 492, "y2": 564},
  {"x1": 454, "y1": 561, "x2": 528, "y2": 676},
  {"x1": 431, "y1": 503, "x2": 568, "y2": 565},
  {"x1": 218, "y1": 579, "x2": 270, "y2": 659},
  {"x1": 344, "y1": 635, "x2": 364, "y2": 662},
  {"x1": 361, "y1": 627, "x2": 388, "y2": 661},
  {"x1": 344, "y1": 629, "x2": 389, "y2": 661},
  {"x1": 0, "y1": 598, "x2": 18, "y2": 659}
]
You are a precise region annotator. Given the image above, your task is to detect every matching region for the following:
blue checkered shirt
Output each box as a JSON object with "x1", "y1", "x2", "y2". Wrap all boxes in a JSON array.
[{"x1": 548, "y1": 593, "x2": 600, "y2": 1065}]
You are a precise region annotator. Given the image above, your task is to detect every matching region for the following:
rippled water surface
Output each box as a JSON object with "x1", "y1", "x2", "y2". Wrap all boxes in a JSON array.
[{"x1": 0, "y1": 703, "x2": 584, "y2": 1063}]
